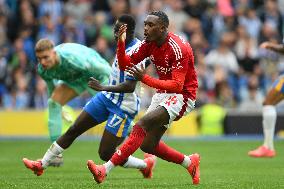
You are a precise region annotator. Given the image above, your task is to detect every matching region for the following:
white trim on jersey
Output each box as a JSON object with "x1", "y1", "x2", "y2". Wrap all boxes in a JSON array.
[{"x1": 169, "y1": 37, "x2": 182, "y2": 60}]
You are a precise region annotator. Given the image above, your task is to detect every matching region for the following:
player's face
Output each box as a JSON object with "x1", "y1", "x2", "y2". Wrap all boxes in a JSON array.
[
  {"x1": 36, "y1": 49, "x2": 57, "y2": 69},
  {"x1": 144, "y1": 15, "x2": 164, "y2": 42}
]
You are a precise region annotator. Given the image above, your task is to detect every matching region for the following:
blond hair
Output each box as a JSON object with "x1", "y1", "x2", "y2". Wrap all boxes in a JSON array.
[{"x1": 35, "y1": 38, "x2": 55, "y2": 52}]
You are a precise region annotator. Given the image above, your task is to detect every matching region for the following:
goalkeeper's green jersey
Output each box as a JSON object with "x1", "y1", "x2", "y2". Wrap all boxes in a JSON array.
[{"x1": 38, "y1": 43, "x2": 111, "y2": 96}]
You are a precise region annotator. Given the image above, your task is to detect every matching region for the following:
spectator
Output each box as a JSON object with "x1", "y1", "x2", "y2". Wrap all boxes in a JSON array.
[{"x1": 0, "y1": 0, "x2": 283, "y2": 112}]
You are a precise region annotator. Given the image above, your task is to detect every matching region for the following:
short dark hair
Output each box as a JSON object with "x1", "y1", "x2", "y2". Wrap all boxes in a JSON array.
[
  {"x1": 118, "y1": 14, "x2": 136, "y2": 35},
  {"x1": 149, "y1": 11, "x2": 169, "y2": 28}
]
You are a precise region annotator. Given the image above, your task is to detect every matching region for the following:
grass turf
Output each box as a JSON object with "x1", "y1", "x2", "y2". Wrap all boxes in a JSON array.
[{"x1": 0, "y1": 139, "x2": 284, "y2": 189}]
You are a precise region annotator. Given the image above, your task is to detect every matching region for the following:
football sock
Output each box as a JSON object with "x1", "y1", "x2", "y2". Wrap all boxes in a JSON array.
[
  {"x1": 41, "y1": 142, "x2": 64, "y2": 168},
  {"x1": 152, "y1": 141, "x2": 185, "y2": 164},
  {"x1": 122, "y1": 155, "x2": 147, "y2": 169},
  {"x1": 48, "y1": 99, "x2": 62, "y2": 142},
  {"x1": 110, "y1": 124, "x2": 146, "y2": 166},
  {"x1": 263, "y1": 105, "x2": 276, "y2": 150},
  {"x1": 103, "y1": 161, "x2": 115, "y2": 174},
  {"x1": 181, "y1": 155, "x2": 191, "y2": 168}
]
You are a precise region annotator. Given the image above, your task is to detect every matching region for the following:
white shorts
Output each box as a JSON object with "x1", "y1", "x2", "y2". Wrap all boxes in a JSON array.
[{"x1": 145, "y1": 93, "x2": 195, "y2": 128}]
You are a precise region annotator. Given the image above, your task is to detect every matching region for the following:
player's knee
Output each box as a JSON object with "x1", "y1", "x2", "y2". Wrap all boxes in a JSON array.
[{"x1": 136, "y1": 119, "x2": 150, "y2": 131}]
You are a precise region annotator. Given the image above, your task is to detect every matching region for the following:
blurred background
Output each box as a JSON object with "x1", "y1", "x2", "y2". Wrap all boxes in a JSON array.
[{"x1": 1, "y1": 0, "x2": 284, "y2": 137}]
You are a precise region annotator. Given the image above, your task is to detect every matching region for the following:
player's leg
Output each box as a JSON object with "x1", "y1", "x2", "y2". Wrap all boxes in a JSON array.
[
  {"x1": 45, "y1": 84, "x2": 78, "y2": 166},
  {"x1": 99, "y1": 115, "x2": 156, "y2": 174},
  {"x1": 109, "y1": 93, "x2": 196, "y2": 166},
  {"x1": 98, "y1": 129, "x2": 125, "y2": 161},
  {"x1": 23, "y1": 110, "x2": 100, "y2": 175},
  {"x1": 98, "y1": 129, "x2": 153, "y2": 173},
  {"x1": 107, "y1": 105, "x2": 170, "y2": 165},
  {"x1": 141, "y1": 124, "x2": 200, "y2": 184},
  {"x1": 23, "y1": 94, "x2": 108, "y2": 175},
  {"x1": 88, "y1": 102, "x2": 156, "y2": 180},
  {"x1": 48, "y1": 84, "x2": 78, "y2": 142},
  {"x1": 22, "y1": 110, "x2": 99, "y2": 175},
  {"x1": 248, "y1": 86, "x2": 284, "y2": 157},
  {"x1": 87, "y1": 106, "x2": 167, "y2": 183},
  {"x1": 42, "y1": 93, "x2": 108, "y2": 166},
  {"x1": 263, "y1": 88, "x2": 283, "y2": 149},
  {"x1": 89, "y1": 94, "x2": 199, "y2": 184}
]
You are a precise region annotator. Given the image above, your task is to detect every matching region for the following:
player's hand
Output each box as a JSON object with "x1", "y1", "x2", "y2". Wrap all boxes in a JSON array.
[
  {"x1": 62, "y1": 110, "x2": 73, "y2": 123},
  {"x1": 88, "y1": 77, "x2": 105, "y2": 91},
  {"x1": 260, "y1": 42, "x2": 271, "y2": 49},
  {"x1": 126, "y1": 63, "x2": 146, "y2": 81},
  {"x1": 118, "y1": 24, "x2": 127, "y2": 42}
]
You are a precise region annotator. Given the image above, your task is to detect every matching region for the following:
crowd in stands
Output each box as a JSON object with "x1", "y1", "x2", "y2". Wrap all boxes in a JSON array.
[{"x1": 0, "y1": 0, "x2": 284, "y2": 112}]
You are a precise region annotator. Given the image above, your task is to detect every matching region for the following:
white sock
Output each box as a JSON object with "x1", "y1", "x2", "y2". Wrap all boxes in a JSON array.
[
  {"x1": 41, "y1": 142, "x2": 64, "y2": 168},
  {"x1": 122, "y1": 155, "x2": 147, "y2": 169},
  {"x1": 262, "y1": 105, "x2": 277, "y2": 150},
  {"x1": 181, "y1": 155, "x2": 191, "y2": 168},
  {"x1": 103, "y1": 161, "x2": 115, "y2": 174}
]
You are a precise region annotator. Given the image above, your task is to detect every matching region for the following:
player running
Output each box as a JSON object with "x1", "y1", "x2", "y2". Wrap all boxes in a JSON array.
[
  {"x1": 23, "y1": 14, "x2": 156, "y2": 178},
  {"x1": 248, "y1": 40, "x2": 284, "y2": 158},
  {"x1": 87, "y1": 11, "x2": 200, "y2": 185}
]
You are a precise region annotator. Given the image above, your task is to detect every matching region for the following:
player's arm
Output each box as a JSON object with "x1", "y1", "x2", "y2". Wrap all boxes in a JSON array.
[
  {"x1": 44, "y1": 79, "x2": 56, "y2": 97},
  {"x1": 117, "y1": 24, "x2": 148, "y2": 70},
  {"x1": 88, "y1": 77, "x2": 137, "y2": 93},
  {"x1": 142, "y1": 71, "x2": 185, "y2": 93},
  {"x1": 38, "y1": 69, "x2": 55, "y2": 97},
  {"x1": 127, "y1": 57, "x2": 188, "y2": 93},
  {"x1": 260, "y1": 42, "x2": 284, "y2": 54}
]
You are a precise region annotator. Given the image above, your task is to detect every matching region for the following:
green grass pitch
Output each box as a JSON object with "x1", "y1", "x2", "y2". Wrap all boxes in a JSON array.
[{"x1": 1, "y1": 139, "x2": 284, "y2": 189}]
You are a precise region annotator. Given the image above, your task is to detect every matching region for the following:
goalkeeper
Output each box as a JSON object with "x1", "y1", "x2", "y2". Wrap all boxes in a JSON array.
[{"x1": 35, "y1": 39, "x2": 111, "y2": 166}]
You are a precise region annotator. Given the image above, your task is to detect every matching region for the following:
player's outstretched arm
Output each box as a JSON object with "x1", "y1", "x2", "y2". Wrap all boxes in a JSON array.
[
  {"x1": 117, "y1": 24, "x2": 147, "y2": 71},
  {"x1": 260, "y1": 41, "x2": 284, "y2": 54},
  {"x1": 117, "y1": 24, "x2": 131, "y2": 70},
  {"x1": 88, "y1": 77, "x2": 137, "y2": 93}
]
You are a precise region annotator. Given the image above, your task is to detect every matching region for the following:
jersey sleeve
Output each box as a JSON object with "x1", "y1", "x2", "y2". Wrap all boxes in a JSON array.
[
  {"x1": 142, "y1": 55, "x2": 189, "y2": 93},
  {"x1": 45, "y1": 79, "x2": 56, "y2": 97},
  {"x1": 37, "y1": 66, "x2": 55, "y2": 97},
  {"x1": 117, "y1": 40, "x2": 149, "y2": 70}
]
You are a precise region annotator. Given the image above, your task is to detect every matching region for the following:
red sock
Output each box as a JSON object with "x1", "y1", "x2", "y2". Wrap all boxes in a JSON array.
[
  {"x1": 111, "y1": 124, "x2": 146, "y2": 165},
  {"x1": 153, "y1": 141, "x2": 184, "y2": 164}
]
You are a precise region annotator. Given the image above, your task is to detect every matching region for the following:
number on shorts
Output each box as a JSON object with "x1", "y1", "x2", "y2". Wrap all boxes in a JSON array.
[
  {"x1": 165, "y1": 95, "x2": 178, "y2": 106},
  {"x1": 109, "y1": 114, "x2": 124, "y2": 128}
]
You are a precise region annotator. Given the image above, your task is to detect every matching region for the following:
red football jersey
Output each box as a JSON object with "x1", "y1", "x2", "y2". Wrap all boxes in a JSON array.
[{"x1": 118, "y1": 32, "x2": 198, "y2": 100}]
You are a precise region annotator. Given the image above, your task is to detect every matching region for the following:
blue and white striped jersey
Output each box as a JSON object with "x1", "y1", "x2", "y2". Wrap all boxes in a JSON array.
[{"x1": 102, "y1": 38, "x2": 146, "y2": 115}]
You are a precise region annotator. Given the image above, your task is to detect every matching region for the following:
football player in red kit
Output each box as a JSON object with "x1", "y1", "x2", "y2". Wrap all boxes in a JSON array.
[{"x1": 87, "y1": 11, "x2": 200, "y2": 185}]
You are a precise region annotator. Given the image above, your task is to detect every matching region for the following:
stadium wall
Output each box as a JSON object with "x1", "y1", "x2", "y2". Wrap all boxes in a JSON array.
[
  {"x1": 224, "y1": 112, "x2": 284, "y2": 136},
  {"x1": 1, "y1": 110, "x2": 284, "y2": 137},
  {"x1": 0, "y1": 110, "x2": 199, "y2": 137}
]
